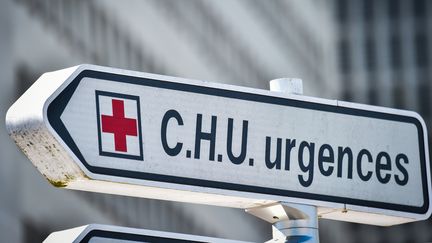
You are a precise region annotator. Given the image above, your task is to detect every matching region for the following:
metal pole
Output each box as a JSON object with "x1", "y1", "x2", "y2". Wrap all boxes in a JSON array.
[{"x1": 246, "y1": 78, "x2": 319, "y2": 243}]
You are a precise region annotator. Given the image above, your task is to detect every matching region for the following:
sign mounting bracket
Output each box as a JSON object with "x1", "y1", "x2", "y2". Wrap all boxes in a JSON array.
[
  {"x1": 246, "y1": 202, "x2": 319, "y2": 243},
  {"x1": 246, "y1": 78, "x2": 319, "y2": 243}
]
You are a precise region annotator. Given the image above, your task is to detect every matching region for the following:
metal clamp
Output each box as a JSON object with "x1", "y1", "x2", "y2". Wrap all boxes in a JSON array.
[{"x1": 246, "y1": 202, "x2": 319, "y2": 243}]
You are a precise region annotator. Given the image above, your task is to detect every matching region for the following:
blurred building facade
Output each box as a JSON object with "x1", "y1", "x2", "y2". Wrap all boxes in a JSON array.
[
  {"x1": 0, "y1": 0, "x2": 339, "y2": 242},
  {"x1": 335, "y1": 0, "x2": 432, "y2": 123},
  {"x1": 329, "y1": 0, "x2": 432, "y2": 242}
]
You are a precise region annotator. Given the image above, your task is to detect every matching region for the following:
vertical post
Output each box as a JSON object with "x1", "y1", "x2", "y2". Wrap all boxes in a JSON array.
[{"x1": 246, "y1": 78, "x2": 319, "y2": 243}]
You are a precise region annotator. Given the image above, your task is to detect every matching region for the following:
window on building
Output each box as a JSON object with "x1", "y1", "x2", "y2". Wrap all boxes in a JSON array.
[
  {"x1": 368, "y1": 85, "x2": 378, "y2": 105},
  {"x1": 365, "y1": 38, "x2": 376, "y2": 71},
  {"x1": 418, "y1": 77, "x2": 430, "y2": 118},
  {"x1": 339, "y1": 40, "x2": 351, "y2": 73},
  {"x1": 343, "y1": 91, "x2": 352, "y2": 101},
  {"x1": 16, "y1": 64, "x2": 39, "y2": 99},
  {"x1": 413, "y1": 0, "x2": 426, "y2": 19},
  {"x1": 363, "y1": 0, "x2": 374, "y2": 22},
  {"x1": 390, "y1": 35, "x2": 402, "y2": 69},
  {"x1": 388, "y1": 0, "x2": 400, "y2": 20},
  {"x1": 336, "y1": 0, "x2": 348, "y2": 23},
  {"x1": 415, "y1": 33, "x2": 429, "y2": 68},
  {"x1": 393, "y1": 82, "x2": 405, "y2": 109}
]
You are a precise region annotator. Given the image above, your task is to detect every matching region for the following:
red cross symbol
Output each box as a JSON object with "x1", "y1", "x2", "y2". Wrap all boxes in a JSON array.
[{"x1": 101, "y1": 99, "x2": 138, "y2": 152}]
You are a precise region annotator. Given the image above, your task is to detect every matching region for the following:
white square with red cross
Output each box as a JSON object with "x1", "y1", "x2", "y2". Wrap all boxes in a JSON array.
[{"x1": 96, "y1": 91, "x2": 143, "y2": 160}]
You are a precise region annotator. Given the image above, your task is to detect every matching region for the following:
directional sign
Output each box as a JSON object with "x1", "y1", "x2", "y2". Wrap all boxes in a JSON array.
[
  {"x1": 44, "y1": 224, "x2": 247, "y2": 243},
  {"x1": 6, "y1": 65, "x2": 431, "y2": 225}
]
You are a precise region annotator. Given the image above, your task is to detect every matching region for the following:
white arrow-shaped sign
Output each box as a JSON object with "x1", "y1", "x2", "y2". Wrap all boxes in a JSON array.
[
  {"x1": 44, "y1": 224, "x2": 247, "y2": 243},
  {"x1": 6, "y1": 65, "x2": 431, "y2": 225}
]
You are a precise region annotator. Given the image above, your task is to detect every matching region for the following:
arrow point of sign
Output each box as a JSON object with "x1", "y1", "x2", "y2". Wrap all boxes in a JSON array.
[
  {"x1": 43, "y1": 225, "x2": 87, "y2": 243},
  {"x1": 6, "y1": 65, "x2": 87, "y2": 188}
]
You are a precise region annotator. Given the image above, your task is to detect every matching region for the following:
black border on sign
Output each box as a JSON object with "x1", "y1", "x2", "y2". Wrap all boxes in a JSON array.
[
  {"x1": 79, "y1": 229, "x2": 206, "y2": 243},
  {"x1": 95, "y1": 90, "x2": 144, "y2": 160},
  {"x1": 47, "y1": 69, "x2": 430, "y2": 215}
]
